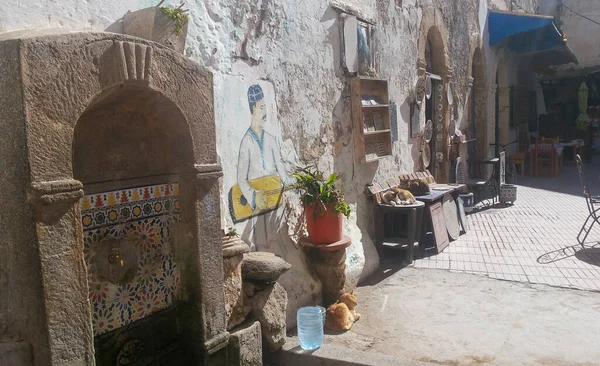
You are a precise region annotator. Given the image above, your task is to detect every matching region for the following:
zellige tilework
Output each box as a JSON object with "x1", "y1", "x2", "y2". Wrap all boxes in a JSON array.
[{"x1": 81, "y1": 183, "x2": 181, "y2": 335}]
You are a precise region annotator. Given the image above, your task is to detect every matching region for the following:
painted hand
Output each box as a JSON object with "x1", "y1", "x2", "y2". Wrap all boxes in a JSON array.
[{"x1": 255, "y1": 190, "x2": 268, "y2": 211}]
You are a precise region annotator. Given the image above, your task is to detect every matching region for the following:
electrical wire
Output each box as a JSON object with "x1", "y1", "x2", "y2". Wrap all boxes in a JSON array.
[
  {"x1": 562, "y1": 2, "x2": 600, "y2": 27},
  {"x1": 511, "y1": 1, "x2": 528, "y2": 13}
]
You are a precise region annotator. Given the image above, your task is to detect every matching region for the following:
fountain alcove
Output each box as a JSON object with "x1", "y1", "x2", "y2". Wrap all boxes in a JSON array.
[{"x1": 0, "y1": 31, "x2": 229, "y2": 365}]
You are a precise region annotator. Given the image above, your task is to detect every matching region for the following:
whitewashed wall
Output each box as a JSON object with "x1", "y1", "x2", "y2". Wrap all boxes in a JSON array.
[{"x1": 0, "y1": 0, "x2": 538, "y2": 328}]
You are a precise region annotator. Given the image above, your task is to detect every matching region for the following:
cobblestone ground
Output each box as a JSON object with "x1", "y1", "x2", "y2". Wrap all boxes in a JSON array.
[{"x1": 413, "y1": 159, "x2": 600, "y2": 291}]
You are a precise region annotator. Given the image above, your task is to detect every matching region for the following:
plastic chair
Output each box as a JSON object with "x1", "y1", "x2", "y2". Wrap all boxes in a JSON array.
[
  {"x1": 575, "y1": 154, "x2": 600, "y2": 245},
  {"x1": 535, "y1": 139, "x2": 555, "y2": 177}
]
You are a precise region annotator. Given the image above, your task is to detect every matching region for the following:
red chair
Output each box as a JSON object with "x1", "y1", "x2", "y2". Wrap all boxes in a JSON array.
[{"x1": 535, "y1": 139, "x2": 555, "y2": 177}]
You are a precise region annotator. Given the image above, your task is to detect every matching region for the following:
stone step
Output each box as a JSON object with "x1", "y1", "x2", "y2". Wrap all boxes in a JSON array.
[{"x1": 265, "y1": 335, "x2": 433, "y2": 366}]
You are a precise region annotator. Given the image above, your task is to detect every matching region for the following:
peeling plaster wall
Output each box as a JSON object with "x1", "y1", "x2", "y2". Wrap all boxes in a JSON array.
[
  {"x1": 539, "y1": 0, "x2": 600, "y2": 70},
  {"x1": 0, "y1": 0, "x2": 532, "y2": 331}
]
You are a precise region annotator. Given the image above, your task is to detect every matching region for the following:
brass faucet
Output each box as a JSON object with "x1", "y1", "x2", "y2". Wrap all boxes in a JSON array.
[{"x1": 108, "y1": 247, "x2": 124, "y2": 267}]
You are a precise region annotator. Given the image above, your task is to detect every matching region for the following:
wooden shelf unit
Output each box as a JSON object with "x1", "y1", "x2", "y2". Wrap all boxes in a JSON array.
[{"x1": 351, "y1": 77, "x2": 393, "y2": 163}]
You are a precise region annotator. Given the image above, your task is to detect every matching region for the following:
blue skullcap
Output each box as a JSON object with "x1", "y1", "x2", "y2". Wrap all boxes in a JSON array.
[{"x1": 247, "y1": 84, "x2": 264, "y2": 113}]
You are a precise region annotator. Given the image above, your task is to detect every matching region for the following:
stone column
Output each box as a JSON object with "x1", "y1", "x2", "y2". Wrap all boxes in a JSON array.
[
  {"x1": 179, "y1": 164, "x2": 230, "y2": 361},
  {"x1": 29, "y1": 179, "x2": 94, "y2": 365},
  {"x1": 222, "y1": 235, "x2": 250, "y2": 331},
  {"x1": 497, "y1": 85, "x2": 512, "y2": 149},
  {"x1": 299, "y1": 237, "x2": 351, "y2": 307}
]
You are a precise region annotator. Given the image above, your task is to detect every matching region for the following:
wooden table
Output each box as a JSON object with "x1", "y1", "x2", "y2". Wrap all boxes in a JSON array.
[{"x1": 374, "y1": 201, "x2": 425, "y2": 264}]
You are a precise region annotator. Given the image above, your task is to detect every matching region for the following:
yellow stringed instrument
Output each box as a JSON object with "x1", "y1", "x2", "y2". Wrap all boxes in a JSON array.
[{"x1": 228, "y1": 175, "x2": 298, "y2": 223}]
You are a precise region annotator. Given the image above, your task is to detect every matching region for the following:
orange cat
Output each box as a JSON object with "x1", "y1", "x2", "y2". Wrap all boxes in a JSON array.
[{"x1": 325, "y1": 291, "x2": 361, "y2": 331}]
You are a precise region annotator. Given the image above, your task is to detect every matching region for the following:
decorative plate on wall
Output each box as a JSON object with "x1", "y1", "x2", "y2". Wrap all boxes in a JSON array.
[
  {"x1": 449, "y1": 119, "x2": 456, "y2": 138},
  {"x1": 425, "y1": 75, "x2": 432, "y2": 99},
  {"x1": 416, "y1": 78, "x2": 426, "y2": 104},
  {"x1": 424, "y1": 119, "x2": 433, "y2": 142},
  {"x1": 447, "y1": 83, "x2": 454, "y2": 106},
  {"x1": 423, "y1": 144, "x2": 431, "y2": 167}
]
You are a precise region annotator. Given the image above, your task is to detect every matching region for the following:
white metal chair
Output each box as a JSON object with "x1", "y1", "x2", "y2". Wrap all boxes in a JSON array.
[{"x1": 576, "y1": 154, "x2": 600, "y2": 244}]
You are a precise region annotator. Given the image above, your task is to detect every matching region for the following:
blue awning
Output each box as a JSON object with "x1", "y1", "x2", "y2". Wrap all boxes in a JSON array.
[
  {"x1": 489, "y1": 10, "x2": 556, "y2": 46},
  {"x1": 488, "y1": 10, "x2": 578, "y2": 66}
]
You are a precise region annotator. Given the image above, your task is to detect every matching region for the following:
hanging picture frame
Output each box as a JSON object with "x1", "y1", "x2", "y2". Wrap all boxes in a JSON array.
[
  {"x1": 410, "y1": 102, "x2": 421, "y2": 138},
  {"x1": 357, "y1": 21, "x2": 374, "y2": 75}
]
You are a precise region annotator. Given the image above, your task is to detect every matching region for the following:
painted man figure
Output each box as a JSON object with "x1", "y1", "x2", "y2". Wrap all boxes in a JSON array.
[{"x1": 234, "y1": 84, "x2": 289, "y2": 221}]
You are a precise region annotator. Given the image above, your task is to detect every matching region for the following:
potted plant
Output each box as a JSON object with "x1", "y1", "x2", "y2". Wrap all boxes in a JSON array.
[{"x1": 293, "y1": 166, "x2": 351, "y2": 244}]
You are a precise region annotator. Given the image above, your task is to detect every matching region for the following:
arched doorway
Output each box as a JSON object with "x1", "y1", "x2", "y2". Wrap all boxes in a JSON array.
[{"x1": 423, "y1": 26, "x2": 448, "y2": 182}]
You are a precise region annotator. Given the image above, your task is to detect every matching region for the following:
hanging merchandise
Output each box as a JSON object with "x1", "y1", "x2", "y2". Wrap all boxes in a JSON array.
[
  {"x1": 447, "y1": 82, "x2": 454, "y2": 106},
  {"x1": 424, "y1": 119, "x2": 433, "y2": 142},
  {"x1": 425, "y1": 75, "x2": 432, "y2": 100},
  {"x1": 416, "y1": 77, "x2": 426, "y2": 105},
  {"x1": 449, "y1": 119, "x2": 456, "y2": 138},
  {"x1": 423, "y1": 144, "x2": 431, "y2": 167}
]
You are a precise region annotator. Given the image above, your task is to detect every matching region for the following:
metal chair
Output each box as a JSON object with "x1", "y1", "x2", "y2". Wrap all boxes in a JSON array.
[
  {"x1": 576, "y1": 154, "x2": 600, "y2": 244},
  {"x1": 456, "y1": 157, "x2": 495, "y2": 204}
]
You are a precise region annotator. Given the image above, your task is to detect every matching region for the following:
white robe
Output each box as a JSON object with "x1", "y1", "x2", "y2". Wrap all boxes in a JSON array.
[{"x1": 237, "y1": 128, "x2": 287, "y2": 210}]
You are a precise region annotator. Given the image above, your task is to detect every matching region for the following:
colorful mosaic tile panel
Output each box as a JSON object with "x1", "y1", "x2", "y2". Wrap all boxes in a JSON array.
[{"x1": 81, "y1": 183, "x2": 181, "y2": 336}]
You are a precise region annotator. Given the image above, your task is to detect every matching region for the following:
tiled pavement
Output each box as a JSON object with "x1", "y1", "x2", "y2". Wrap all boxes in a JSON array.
[{"x1": 413, "y1": 159, "x2": 600, "y2": 291}]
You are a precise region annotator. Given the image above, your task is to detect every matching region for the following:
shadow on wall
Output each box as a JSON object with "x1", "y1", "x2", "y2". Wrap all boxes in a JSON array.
[
  {"x1": 331, "y1": 84, "x2": 379, "y2": 287},
  {"x1": 105, "y1": 18, "x2": 124, "y2": 33}
]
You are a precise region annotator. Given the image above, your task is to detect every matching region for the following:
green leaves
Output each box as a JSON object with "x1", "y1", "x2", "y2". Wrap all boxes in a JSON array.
[
  {"x1": 292, "y1": 166, "x2": 351, "y2": 218},
  {"x1": 161, "y1": 6, "x2": 189, "y2": 36}
]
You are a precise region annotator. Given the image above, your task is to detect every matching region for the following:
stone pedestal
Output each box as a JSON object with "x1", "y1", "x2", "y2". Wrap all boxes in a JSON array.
[
  {"x1": 222, "y1": 235, "x2": 250, "y2": 330},
  {"x1": 299, "y1": 236, "x2": 351, "y2": 307},
  {"x1": 227, "y1": 321, "x2": 262, "y2": 366}
]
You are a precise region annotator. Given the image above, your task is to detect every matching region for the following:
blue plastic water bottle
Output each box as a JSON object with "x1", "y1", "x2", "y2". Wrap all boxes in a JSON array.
[{"x1": 297, "y1": 306, "x2": 324, "y2": 350}]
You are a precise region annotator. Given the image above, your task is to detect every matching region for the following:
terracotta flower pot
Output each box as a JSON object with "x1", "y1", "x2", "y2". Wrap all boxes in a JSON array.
[{"x1": 305, "y1": 204, "x2": 343, "y2": 244}]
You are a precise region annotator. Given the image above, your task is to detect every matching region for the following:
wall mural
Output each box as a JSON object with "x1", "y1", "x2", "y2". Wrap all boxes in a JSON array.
[{"x1": 228, "y1": 84, "x2": 294, "y2": 223}]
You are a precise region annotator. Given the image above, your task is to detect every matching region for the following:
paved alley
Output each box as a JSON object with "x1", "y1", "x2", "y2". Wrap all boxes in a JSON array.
[{"x1": 414, "y1": 159, "x2": 600, "y2": 291}]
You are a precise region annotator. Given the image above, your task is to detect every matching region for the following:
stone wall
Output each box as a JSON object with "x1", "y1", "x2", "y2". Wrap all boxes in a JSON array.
[
  {"x1": 539, "y1": 0, "x2": 600, "y2": 70},
  {"x1": 0, "y1": 38, "x2": 51, "y2": 365},
  {"x1": 0, "y1": 0, "x2": 539, "y2": 334}
]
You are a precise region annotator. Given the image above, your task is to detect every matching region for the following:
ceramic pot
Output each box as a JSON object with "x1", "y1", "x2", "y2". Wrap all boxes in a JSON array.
[{"x1": 305, "y1": 204, "x2": 343, "y2": 244}]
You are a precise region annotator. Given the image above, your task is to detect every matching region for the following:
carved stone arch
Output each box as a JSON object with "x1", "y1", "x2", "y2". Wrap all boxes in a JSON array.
[
  {"x1": 417, "y1": 7, "x2": 449, "y2": 77},
  {"x1": 2, "y1": 31, "x2": 227, "y2": 365}
]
